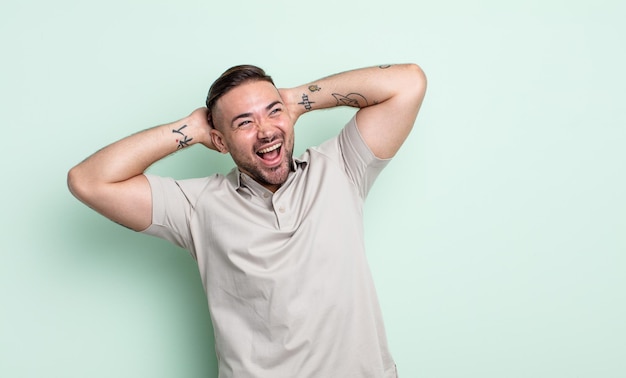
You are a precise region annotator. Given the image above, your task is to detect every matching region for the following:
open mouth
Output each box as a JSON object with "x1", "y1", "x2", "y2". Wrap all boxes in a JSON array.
[{"x1": 256, "y1": 142, "x2": 282, "y2": 164}]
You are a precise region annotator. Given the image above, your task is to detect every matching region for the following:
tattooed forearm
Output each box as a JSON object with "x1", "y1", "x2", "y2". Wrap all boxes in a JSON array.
[
  {"x1": 172, "y1": 125, "x2": 193, "y2": 149},
  {"x1": 332, "y1": 93, "x2": 369, "y2": 108},
  {"x1": 308, "y1": 84, "x2": 322, "y2": 92},
  {"x1": 298, "y1": 93, "x2": 316, "y2": 111}
]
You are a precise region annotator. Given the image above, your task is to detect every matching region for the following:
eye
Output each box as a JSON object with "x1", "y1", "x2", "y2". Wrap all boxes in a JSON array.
[
  {"x1": 269, "y1": 107, "x2": 282, "y2": 116},
  {"x1": 237, "y1": 120, "x2": 252, "y2": 128}
]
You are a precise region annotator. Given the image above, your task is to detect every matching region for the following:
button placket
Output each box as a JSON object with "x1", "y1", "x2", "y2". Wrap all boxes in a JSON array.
[{"x1": 272, "y1": 197, "x2": 289, "y2": 228}]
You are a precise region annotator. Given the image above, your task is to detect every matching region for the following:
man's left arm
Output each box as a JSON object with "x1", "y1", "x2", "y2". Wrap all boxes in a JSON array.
[{"x1": 281, "y1": 64, "x2": 427, "y2": 159}]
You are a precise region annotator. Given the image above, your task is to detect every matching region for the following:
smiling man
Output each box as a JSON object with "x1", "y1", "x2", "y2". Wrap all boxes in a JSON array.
[
  {"x1": 206, "y1": 69, "x2": 296, "y2": 193},
  {"x1": 68, "y1": 64, "x2": 426, "y2": 377}
]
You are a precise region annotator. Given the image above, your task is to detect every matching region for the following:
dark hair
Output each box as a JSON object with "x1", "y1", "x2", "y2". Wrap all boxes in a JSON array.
[{"x1": 205, "y1": 65, "x2": 274, "y2": 129}]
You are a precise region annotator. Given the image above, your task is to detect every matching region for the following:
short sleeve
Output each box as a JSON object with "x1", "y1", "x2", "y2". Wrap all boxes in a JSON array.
[
  {"x1": 315, "y1": 116, "x2": 390, "y2": 199},
  {"x1": 141, "y1": 174, "x2": 208, "y2": 256}
]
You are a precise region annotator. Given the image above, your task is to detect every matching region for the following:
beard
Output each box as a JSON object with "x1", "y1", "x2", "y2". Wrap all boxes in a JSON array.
[{"x1": 232, "y1": 139, "x2": 294, "y2": 191}]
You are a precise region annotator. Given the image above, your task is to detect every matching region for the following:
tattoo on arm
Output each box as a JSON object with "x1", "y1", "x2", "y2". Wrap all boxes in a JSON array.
[
  {"x1": 172, "y1": 125, "x2": 193, "y2": 149},
  {"x1": 308, "y1": 84, "x2": 322, "y2": 92},
  {"x1": 298, "y1": 93, "x2": 316, "y2": 111},
  {"x1": 332, "y1": 93, "x2": 369, "y2": 108}
]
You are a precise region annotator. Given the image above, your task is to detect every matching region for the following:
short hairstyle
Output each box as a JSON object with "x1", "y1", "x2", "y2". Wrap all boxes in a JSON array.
[{"x1": 205, "y1": 65, "x2": 274, "y2": 129}]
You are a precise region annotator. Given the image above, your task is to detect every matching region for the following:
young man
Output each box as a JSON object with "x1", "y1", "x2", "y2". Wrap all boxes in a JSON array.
[{"x1": 68, "y1": 63, "x2": 426, "y2": 377}]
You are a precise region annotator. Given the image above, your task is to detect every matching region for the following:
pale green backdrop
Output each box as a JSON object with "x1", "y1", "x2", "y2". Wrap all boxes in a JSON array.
[{"x1": 1, "y1": 0, "x2": 625, "y2": 377}]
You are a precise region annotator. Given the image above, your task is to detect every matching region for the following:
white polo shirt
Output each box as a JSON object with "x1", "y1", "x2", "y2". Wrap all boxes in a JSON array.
[{"x1": 143, "y1": 116, "x2": 397, "y2": 377}]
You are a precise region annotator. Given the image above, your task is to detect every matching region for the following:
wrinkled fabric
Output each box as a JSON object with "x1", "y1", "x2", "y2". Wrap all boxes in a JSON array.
[{"x1": 143, "y1": 117, "x2": 397, "y2": 377}]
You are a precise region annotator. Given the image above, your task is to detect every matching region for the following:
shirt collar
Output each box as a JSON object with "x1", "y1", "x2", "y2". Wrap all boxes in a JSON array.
[{"x1": 226, "y1": 157, "x2": 307, "y2": 192}]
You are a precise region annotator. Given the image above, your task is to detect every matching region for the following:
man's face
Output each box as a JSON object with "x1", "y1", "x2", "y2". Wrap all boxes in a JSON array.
[{"x1": 211, "y1": 80, "x2": 295, "y2": 192}]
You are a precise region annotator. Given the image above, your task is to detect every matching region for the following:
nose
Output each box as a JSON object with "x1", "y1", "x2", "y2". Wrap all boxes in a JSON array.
[{"x1": 256, "y1": 119, "x2": 274, "y2": 139}]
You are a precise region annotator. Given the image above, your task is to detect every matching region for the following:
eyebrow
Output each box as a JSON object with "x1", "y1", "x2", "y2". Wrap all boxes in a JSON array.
[{"x1": 230, "y1": 101, "x2": 283, "y2": 126}]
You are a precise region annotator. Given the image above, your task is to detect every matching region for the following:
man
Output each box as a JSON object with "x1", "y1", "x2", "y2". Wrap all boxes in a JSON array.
[{"x1": 68, "y1": 63, "x2": 426, "y2": 377}]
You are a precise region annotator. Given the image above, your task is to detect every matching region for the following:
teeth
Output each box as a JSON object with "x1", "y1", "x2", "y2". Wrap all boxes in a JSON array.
[{"x1": 258, "y1": 143, "x2": 281, "y2": 154}]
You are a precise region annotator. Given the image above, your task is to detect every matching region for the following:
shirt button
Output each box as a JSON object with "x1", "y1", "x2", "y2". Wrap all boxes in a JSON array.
[
  {"x1": 263, "y1": 193, "x2": 270, "y2": 198},
  {"x1": 278, "y1": 206, "x2": 286, "y2": 213}
]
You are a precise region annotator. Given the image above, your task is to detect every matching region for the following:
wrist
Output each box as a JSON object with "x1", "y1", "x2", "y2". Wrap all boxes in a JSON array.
[
  {"x1": 280, "y1": 86, "x2": 309, "y2": 120},
  {"x1": 178, "y1": 108, "x2": 212, "y2": 148}
]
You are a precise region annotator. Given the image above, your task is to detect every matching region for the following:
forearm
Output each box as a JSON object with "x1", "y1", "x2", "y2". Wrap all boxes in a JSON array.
[
  {"x1": 282, "y1": 63, "x2": 426, "y2": 159},
  {"x1": 69, "y1": 112, "x2": 209, "y2": 187},
  {"x1": 282, "y1": 64, "x2": 423, "y2": 116}
]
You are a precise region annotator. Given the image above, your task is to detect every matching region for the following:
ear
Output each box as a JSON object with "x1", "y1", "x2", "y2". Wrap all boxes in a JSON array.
[{"x1": 210, "y1": 128, "x2": 229, "y2": 154}]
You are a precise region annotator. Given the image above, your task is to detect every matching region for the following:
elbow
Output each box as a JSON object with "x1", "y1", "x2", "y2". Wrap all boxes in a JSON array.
[
  {"x1": 406, "y1": 63, "x2": 427, "y2": 97},
  {"x1": 67, "y1": 164, "x2": 90, "y2": 203},
  {"x1": 67, "y1": 165, "x2": 81, "y2": 199},
  {"x1": 396, "y1": 63, "x2": 427, "y2": 110}
]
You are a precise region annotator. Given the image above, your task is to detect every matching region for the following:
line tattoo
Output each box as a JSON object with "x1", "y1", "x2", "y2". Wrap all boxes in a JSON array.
[
  {"x1": 308, "y1": 84, "x2": 322, "y2": 92},
  {"x1": 332, "y1": 93, "x2": 368, "y2": 108},
  {"x1": 172, "y1": 124, "x2": 193, "y2": 149},
  {"x1": 298, "y1": 93, "x2": 315, "y2": 111}
]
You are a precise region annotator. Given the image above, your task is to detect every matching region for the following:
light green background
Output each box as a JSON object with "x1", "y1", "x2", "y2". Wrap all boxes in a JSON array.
[{"x1": 2, "y1": 0, "x2": 625, "y2": 377}]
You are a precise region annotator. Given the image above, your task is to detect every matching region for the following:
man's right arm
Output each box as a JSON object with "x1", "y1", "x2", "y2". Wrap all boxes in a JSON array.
[{"x1": 67, "y1": 107, "x2": 214, "y2": 231}]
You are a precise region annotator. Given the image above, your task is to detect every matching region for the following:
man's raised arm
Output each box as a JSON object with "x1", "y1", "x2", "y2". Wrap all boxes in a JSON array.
[
  {"x1": 67, "y1": 107, "x2": 214, "y2": 231},
  {"x1": 281, "y1": 63, "x2": 426, "y2": 159}
]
